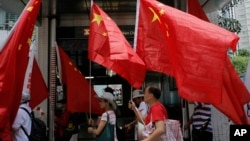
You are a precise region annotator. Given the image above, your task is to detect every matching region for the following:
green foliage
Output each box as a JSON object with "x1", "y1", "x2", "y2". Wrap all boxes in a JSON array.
[
  {"x1": 231, "y1": 56, "x2": 249, "y2": 75},
  {"x1": 218, "y1": 17, "x2": 241, "y2": 34},
  {"x1": 231, "y1": 49, "x2": 250, "y2": 75},
  {"x1": 219, "y1": 0, "x2": 248, "y2": 75},
  {"x1": 237, "y1": 49, "x2": 250, "y2": 56},
  {"x1": 218, "y1": 0, "x2": 243, "y2": 34}
]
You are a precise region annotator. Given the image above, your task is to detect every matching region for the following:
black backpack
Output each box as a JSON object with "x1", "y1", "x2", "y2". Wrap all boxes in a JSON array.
[{"x1": 20, "y1": 107, "x2": 47, "y2": 141}]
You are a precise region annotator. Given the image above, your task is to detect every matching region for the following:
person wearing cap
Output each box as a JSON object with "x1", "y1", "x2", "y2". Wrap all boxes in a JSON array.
[
  {"x1": 88, "y1": 87, "x2": 118, "y2": 141},
  {"x1": 129, "y1": 84, "x2": 168, "y2": 141},
  {"x1": 12, "y1": 92, "x2": 32, "y2": 141},
  {"x1": 125, "y1": 89, "x2": 148, "y2": 141}
]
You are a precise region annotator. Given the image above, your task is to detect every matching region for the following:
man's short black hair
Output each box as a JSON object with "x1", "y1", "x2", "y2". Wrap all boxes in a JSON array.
[{"x1": 145, "y1": 83, "x2": 161, "y2": 99}]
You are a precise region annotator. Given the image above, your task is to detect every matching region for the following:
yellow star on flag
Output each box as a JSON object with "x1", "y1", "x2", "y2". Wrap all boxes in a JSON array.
[
  {"x1": 18, "y1": 44, "x2": 22, "y2": 50},
  {"x1": 27, "y1": 6, "x2": 33, "y2": 12},
  {"x1": 102, "y1": 32, "x2": 107, "y2": 36},
  {"x1": 149, "y1": 7, "x2": 161, "y2": 23},
  {"x1": 74, "y1": 67, "x2": 77, "y2": 72},
  {"x1": 92, "y1": 13, "x2": 103, "y2": 26},
  {"x1": 27, "y1": 38, "x2": 31, "y2": 46},
  {"x1": 159, "y1": 9, "x2": 165, "y2": 16}
]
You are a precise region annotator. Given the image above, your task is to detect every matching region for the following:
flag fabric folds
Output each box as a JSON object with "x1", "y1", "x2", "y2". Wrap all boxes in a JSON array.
[
  {"x1": 214, "y1": 58, "x2": 250, "y2": 124},
  {"x1": 188, "y1": 0, "x2": 250, "y2": 124},
  {"x1": 88, "y1": 3, "x2": 146, "y2": 89},
  {"x1": 187, "y1": 0, "x2": 209, "y2": 22},
  {"x1": 0, "y1": 0, "x2": 41, "y2": 125},
  {"x1": 29, "y1": 59, "x2": 49, "y2": 109},
  {"x1": 136, "y1": 0, "x2": 174, "y2": 76},
  {"x1": 137, "y1": 0, "x2": 239, "y2": 104},
  {"x1": 22, "y1": 43, "x2": 49, "y2": 109},
  {"x1": 57, "y1": 46, "x2": 102, "y2": 114}
]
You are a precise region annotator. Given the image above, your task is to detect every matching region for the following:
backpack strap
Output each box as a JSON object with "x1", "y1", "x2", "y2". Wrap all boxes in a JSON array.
[
  {"x1": 19, "y1": 107, "x2": 32, "y2": 138},
  {"x1": 106, "y1": 112, "x2": 110, "y2": 122},
  {"x1": 20, "y1": 107, "x2": 32, "y2": 118},
  {"x1": 20, "y1": 125, "x2": 30, "y2": 138}
]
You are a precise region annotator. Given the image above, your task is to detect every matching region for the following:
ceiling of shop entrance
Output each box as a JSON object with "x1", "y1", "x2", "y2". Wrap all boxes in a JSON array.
[
  {"x1": 0, "y1": 0, "x2": 232, "y2": 17},
  {"x1": 57, "y1": 0, "x2": 174, "y2": 14}
]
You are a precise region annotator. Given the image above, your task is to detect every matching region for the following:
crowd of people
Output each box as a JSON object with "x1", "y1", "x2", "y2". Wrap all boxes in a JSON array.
[
  {"x1": 0, "y1": 83, "x2": 214, "y2": 141},
  {"x1": 86, "y1": 83, "x2": 190, "y2": 141}
]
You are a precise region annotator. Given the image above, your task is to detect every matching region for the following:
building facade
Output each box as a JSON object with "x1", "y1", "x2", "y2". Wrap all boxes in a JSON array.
[{"x1": 235, "y1": 0, "x2": 250, "y2": 50}]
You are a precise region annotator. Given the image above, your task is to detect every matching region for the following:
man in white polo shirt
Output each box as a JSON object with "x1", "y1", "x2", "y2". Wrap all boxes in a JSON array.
[
  {"x1": 12, "y1": 92, "x2": 32, "y2": 141},
  {"x1": 125, "y1": 89, "x2": 148, "y2": 141}
]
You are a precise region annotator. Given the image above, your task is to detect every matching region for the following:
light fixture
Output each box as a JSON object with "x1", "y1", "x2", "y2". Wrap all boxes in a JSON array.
[
  {"x1": 106, "y1": 69, "x2": 116, "y2": 77},
  {"x1": 85, "y1": 76, "x2": 94, "y2": 79}
]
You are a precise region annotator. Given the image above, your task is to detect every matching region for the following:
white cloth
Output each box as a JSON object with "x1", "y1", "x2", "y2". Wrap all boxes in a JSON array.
[
  {"x1": 135, "y1": 101, "x2": 149, "y2": 140},
  {"x1": 101, "y1": 110, "x2": 118, "y2": 141},
  {"x1": 12, "y1": 103, "x2": 32, "y2": 141},
  {"x1": 142, "y1": 114, "x2": 183, "y2": 141},
  {"x1": 70, "y1": 133, "x2": 78, "y2": 141},
  {"x1": 138, "y1": 101, "x2": 148, "y2": 116}
]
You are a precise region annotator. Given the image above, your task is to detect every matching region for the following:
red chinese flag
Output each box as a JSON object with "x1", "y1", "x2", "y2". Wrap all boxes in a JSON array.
[
  {"x1": 188, "y1": 0, "x2": 250, "y2": 124},
  {"x1": 187, "y1": 0, "x2": 209, "y2": 22},
  {"x1": 136, "y1": 0, "x2": 174, "y2": 76},
  {"x1": 0, "y1": 0, "x2": 41, "y2": 124},
  {"x1": 57, "y1": 46, "x2": 102, "y2": 114},
  {"x1": 29, "y1": 59, "x2": 49, "y2": 109},
  {"x1": 138, "y1": 0, "x2": 239, "y2": 104},
  {"x1": 88, "y1": 3, "x2": 146, "y2": 89}
]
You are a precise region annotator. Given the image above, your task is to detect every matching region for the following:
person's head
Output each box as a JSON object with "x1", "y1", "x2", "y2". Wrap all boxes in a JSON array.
[
  {"x1": 132, "y1": 89, "x2": 144, "y2": 106},
  {"x1": 96, "y1": 88, "x2": 117, "y2": 111},
  {"x1": 21, "y1": 91, "x2": 30, "y2": 104},
  {"x1": 143, "y1": 84, "x2": 161, "y2": 104}
]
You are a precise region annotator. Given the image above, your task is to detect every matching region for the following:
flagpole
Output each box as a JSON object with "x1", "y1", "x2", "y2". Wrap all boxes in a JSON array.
[
  {"x1": 48, "y1": 0, "x2": 57, "y2": 140},
  {"x1": 131, "y1": 2, "x2": 145, "y2": 125},
  {"x1": 90, "y1": 0, "x2": 93, "y2": 7},
  {"x1": 88, "y1": 0, "x2": 94, "y2": 120},
  {"x1": 23, "y1": 42, "x2": 36, "y2": 95},
  {"x1": 133, "y1": 0, "x2": 140, "y2": 51}
]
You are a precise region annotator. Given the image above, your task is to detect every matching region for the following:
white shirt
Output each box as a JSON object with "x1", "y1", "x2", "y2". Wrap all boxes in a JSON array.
[
  {"x1": 100, "y1": 110, "x2": 118, "y2": 141},
  {"x1": 135, "y1": 101, "x2": 149, "y2": 140},
  {"x1": 12, "y1": 103, "x2": 32, "y2": 141},
  {"x1": 138, "y1": 101, "x2": 148, "y2": 116}
]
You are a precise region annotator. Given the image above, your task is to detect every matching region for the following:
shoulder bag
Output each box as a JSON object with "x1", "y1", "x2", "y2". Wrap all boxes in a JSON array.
[{"x1": 96, "y1": 112, "x2": 114, "y2": 141}]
